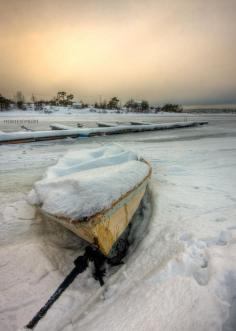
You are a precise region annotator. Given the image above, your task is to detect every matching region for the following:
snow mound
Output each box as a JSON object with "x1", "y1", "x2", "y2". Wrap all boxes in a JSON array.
[
  {"x1": 45, "y1": 144, "x2": 138, "y2": 178},
  {"x1": 28, "y1": 145, "x2": 150, "y2": 220}
]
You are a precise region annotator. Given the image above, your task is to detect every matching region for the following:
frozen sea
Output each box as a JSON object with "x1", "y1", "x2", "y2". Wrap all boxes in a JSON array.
[{"x1": 0, "y1": 111, "x2": 236, "y2": 331}]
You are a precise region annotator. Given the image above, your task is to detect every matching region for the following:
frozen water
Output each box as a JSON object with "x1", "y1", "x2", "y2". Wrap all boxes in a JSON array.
[{"x1": 0, "y1": 113, "x2": 236, "y2": 330}]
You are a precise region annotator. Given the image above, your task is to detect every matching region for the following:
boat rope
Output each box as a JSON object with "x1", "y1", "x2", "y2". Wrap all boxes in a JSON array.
[{"x1": 25, "y1": 246, "x2": 106, "y2": 329}]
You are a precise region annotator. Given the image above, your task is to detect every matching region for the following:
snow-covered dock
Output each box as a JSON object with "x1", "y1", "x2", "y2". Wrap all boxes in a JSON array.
[
  {"x1": 50, "y1": 123, "x2": 75, "y2": 130},
  {"x1": 96, "y1": 122, "x2": 118, "y2": 127},
  {"x1": 130, "y1": 121, "x2": 152, "y2": 125},
  {"x1": 0, "y1": 121, "x2": 208, "y2": 144}
]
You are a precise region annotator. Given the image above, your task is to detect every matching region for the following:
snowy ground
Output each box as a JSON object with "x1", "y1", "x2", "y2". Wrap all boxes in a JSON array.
[{"x1": 0, "y1": 113, "x2": 236, "y2": 331}]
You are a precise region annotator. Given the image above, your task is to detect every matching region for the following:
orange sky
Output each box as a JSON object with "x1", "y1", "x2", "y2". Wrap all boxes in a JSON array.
[{"x1": 0, "y1": 0, "x2": 236, "y2": 104}]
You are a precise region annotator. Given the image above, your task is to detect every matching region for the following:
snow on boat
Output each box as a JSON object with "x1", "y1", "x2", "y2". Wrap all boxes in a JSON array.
[{"x1": 28, "y1": 145, "x2": 152, "y2": 256}]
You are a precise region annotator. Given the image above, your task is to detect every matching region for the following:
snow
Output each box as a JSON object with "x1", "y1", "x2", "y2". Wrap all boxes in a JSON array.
[
  {"x1": 45, "y1": 144, "x2": 138, "y2": 178},
  {"x1": 28, "y1": 145, "x2": 149, "y2": 220},
  {"x1": 0, "y1": 113, "x2": 236, "y2": 331}
]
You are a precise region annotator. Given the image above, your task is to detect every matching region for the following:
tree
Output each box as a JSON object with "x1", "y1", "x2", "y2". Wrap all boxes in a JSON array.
[
  {"x1": 54, "y1": 91, "x2": 74, "y2": 106},
  {"x1": 56, "y1": 91, "x2": 66, "y2": 105},
  {"x1": 81, "y1": 100, "x2": 88, "y2": 108},
  {"x1": 93, "y1": 99, "x2": 108, "y2": 109},
  {"x1": 35, "y1": 100, "x2": 43, "y2": 110},
  {"x1": 161, "y1": 104, "x2": 183, "y2": 113},
  {"x1": 125, "y1": 99, "x2": 135, "y2": 110},
  {"x1": 100, "y1": 100, "x2": 107, "y2": 109},
  {"x1": 31, "y1": 94, "x2": 36, "y2": 103},
  {"x1": 0, "y1": 94, "x2": 11, "y2": 111},
  {"x1": 125, "y1": 99, "x2": 141, "y2": 112},
  {"x1": 66, "y1": 94, "x2": 74, "y2": 105},
  {"x1": 154, "y1": 106, "x2": 161, "y2": 113},
  {"x1": 141, "y1": 100, "x2": 149, "y2": 112},
  {"x1": 16, "y1": 91, "x2": 25, "y2": 109},
  {"x1": 107, "y1": 97, "x2": 120, "y2": 109}
]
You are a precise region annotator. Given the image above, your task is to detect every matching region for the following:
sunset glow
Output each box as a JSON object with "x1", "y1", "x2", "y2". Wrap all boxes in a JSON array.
[{"x1": 0, "y1": 0, "x2": 235, "y2": 104}]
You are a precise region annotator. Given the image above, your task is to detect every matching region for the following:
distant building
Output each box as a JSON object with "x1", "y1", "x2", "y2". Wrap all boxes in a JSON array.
[{"x1": 72, "y1": 101, "x2": 82, "y2": 109}]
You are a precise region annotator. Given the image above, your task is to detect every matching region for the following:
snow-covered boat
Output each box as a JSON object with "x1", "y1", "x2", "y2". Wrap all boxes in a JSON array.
[{"x1": 28, "y1": 145, "x2": 152, "y2": 256}]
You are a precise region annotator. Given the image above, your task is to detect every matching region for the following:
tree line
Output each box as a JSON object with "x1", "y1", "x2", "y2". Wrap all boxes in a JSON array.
[{"x1": 0, "y1": 91, "x2": 183, "y2": 113}]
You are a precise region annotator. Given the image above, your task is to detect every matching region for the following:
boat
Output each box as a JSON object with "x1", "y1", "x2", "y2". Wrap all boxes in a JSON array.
[
  {"x1": 29, "y1": 145, "x2": 152, "y2": 257},
  {"x1": 25, "y1": 145, "x2": 152, "y2": 330}
]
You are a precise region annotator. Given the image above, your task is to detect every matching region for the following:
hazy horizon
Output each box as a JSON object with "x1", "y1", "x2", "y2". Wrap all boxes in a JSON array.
[{"x1": 0, "y1": 0, "x2": 236, "y2": 105}]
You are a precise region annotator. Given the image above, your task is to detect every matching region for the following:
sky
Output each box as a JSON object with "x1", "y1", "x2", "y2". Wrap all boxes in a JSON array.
[{"x1": 0, "y1": 0, "x2": 236, "y2": 105}]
